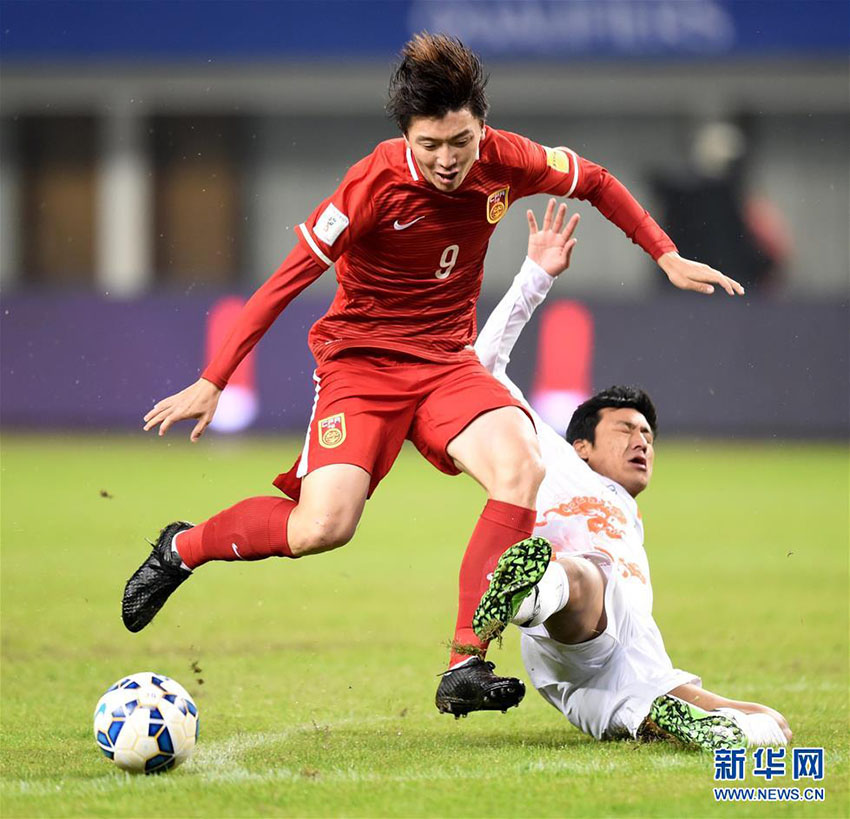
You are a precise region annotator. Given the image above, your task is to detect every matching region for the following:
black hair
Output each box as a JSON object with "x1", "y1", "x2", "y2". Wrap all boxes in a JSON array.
[
  {"x1": 386, "y1": 32, "x2": 489, "y2": 132},
  {"x1": 566, "y1": 386, "x2": 658, "y2": 445}
]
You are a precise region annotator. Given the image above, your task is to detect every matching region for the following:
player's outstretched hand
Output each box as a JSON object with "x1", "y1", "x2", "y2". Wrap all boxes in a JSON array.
[
  {"x1": 527, "y1": 198, "x2": 579, "y2": 278},
  {"x1": 658, "y1": 251, "x2": 745, "y2": 296},
  {"x1": 143, "y1": 378, "x2": 222, "y2": 442}
]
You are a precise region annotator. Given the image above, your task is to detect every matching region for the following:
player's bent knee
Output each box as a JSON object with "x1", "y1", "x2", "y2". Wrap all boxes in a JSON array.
[
  {"x1": 526, "y1": 454, "x2": 546, "y2": 491},
  {"x1": 289, "y1": 517, "x2": 357, "y2": 556},
  {"x1": 489, "y1": 451, "x2": 545, "y2": 502},
  {"x1": 561, "y1": 557, "x2": 604, "y2": 612}
]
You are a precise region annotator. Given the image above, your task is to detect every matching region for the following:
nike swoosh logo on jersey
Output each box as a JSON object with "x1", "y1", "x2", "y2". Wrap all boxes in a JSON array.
[{"x1": 393, "y1": 216, "x2": 425, "y2": 230}]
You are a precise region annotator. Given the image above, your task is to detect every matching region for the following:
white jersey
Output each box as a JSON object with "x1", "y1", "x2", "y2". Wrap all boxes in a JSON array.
[
  {"x1": 475, "y1": 259, "x2": 697, "y2": 739},
  {"x1": 475, "y1": 259, "x2": 652, "y2": 607}
]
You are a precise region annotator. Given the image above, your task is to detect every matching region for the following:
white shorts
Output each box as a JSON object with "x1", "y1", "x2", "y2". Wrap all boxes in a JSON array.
[{"x1": 520, "y1": 555, "x2": 699, "y2": 740}]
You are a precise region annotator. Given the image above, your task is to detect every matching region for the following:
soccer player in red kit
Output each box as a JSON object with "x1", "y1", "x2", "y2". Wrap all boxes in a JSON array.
[{"x1": 124, "y1": 34, "x2": 743, "y2": 717}]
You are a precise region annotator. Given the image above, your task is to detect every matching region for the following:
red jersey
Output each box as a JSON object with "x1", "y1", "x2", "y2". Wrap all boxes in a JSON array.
[{"x1": 204, "y1": 127, "x2": 675, "y2": 388}]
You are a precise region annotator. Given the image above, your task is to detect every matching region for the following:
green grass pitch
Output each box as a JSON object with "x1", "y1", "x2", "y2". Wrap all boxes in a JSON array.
[{"x1": 1, "y1": 433, "x2": 847, "y2": 817}]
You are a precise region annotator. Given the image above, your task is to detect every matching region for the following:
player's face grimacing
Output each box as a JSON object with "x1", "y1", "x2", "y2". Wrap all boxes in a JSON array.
[
  {"x1": 405, "y1": 108, "x2": 483, "y2": 192},
  {"x1": 573, "y1": 407, "x2": 655, "y2": 497}
]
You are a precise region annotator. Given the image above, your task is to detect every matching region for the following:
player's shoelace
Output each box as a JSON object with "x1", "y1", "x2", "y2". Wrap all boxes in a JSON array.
[
  {"x1": 646, "y1": 694, "x2": 747, "y2": 750},
  {"x1": 472, "y1": 537, "x2": 553, "y2": 642}
]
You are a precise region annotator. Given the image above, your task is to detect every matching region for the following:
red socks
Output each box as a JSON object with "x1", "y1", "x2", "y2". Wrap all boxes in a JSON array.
[
  {"x1": 173, "y1": 495, "x2": 533, "y2": 670},
  {"x1": 174, "y1": 496, "x2": 296, "y2": 570},
  {"x1": 450, "y1": 499, "x2": 536, "y2": 667}
]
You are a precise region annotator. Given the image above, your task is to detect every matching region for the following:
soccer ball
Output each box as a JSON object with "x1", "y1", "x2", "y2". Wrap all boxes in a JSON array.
[{"x1": 93, "y1": 672, "x2": 199, "y2": 774}]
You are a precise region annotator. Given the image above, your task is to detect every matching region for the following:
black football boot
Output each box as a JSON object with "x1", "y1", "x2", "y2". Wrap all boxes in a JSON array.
[
  {"x1": 122, "y1": 521, "x2": 193, "y2": 633},
  {"x1": 435, "y1": 658, "x2": 526, "y2": 718}
]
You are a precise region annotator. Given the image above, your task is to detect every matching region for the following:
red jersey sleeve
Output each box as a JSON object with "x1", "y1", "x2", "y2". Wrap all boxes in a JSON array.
[
  {"x1": 202, "y1": 242, "x2": 324, "y2": 389},
  {"x1": 499, "y1": 130, "x2": 677, "y2": 261},
  {"x1": 567, "y1": 152, "x2": 677, "y2": 261},
  {"x1": 295, "y1": 150, "x2": 383, "y2": 267},
  {"x1": 202, "y1": 148, "x2": 391, "y2": 388}
]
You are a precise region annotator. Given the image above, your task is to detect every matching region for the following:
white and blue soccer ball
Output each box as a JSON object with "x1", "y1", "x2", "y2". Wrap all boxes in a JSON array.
[{"x1": 93, "y1": 672, "x2": 199, "y2": 774}]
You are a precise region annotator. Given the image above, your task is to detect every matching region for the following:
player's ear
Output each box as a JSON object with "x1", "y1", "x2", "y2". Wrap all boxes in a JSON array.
[{"x1": 572, "y1": 439, "x2": 591, "y2": 462}]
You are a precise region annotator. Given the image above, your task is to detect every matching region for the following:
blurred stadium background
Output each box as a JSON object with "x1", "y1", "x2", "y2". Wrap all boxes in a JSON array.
[{"x1": 0, "y1": 0, "x2": 848, "y2": 438}]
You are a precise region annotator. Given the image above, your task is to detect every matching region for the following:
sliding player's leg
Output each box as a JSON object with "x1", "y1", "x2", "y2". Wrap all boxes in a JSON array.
[
  {"x1": 479, "y1": 542, "x2": 787, "y2": 749},
  {"x1": 652, "y1": 682, "x2": 792, "y2": 746},
  {"x1": 479, "y1": 551, "x2": 788, "y2": 748},
  {"x1": 474, "y1": 549, "x2": 606, "y2": 646}
]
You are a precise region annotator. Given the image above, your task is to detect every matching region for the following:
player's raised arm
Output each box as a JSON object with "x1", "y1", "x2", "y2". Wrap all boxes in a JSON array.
[
  {"x1": 563, "y1": 151, "x2": 745, "y2": 296},
  {"x1": 143, "y1": 147, "x2": 380, "y2": 441},
  {"x1": 475, "y1": 199, "x2": 578, "y2": 377},
  {"x1": 510, "y1": 135, "x2": 745, "y2": 297},
  {"x1": 143, "y1": 241, "x2": 325, "y2": 441}
]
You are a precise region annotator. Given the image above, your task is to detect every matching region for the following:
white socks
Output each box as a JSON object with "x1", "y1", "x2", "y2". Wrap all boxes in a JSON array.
[
  {"x1": 171, "y1": 531, "x2": 192, "y2": 573},
  {"x1": 513, "y1": 562, "x2": 570, "y2": 627},
  {"x1": 718, "y1": 708, "x2": 788, "y2": 746}
]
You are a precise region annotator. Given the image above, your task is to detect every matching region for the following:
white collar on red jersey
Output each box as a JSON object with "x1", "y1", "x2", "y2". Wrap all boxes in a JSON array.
[{"x1": 405, "y1": 146, "x2": 420, "y2": 181}]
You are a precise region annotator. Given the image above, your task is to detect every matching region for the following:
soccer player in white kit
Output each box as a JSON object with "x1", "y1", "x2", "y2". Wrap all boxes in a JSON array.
[{"x1": 472, "y1": 200, "x2": 791, "y2": 750}]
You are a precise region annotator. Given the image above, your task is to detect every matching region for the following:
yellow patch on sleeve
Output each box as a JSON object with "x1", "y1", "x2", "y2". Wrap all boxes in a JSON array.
[{"x1": 544, "y1": 146, "x2": 570, "y2": 174}]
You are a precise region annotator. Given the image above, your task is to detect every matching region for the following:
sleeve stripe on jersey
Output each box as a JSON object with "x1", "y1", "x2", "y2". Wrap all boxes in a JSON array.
[
  {"x1": 405, "y1": 147, "x2": 420, "y2": 181},
  {"x1": 297, "y1": 223, "x2": 332, "y2": 267},
  {"x1": 564, "y1": 147, "x2": 580, "y2": 198}
]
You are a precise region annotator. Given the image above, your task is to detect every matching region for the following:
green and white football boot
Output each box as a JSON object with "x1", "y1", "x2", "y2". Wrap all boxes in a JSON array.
[
  {"x1": 473, "y1": 536, "x2": 552, "y2": 642},
  {"x1": 642, "y1": 694, "x2": 747, "y2": 750}
]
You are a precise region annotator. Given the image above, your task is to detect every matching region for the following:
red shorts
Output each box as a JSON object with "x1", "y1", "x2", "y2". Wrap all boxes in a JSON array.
[{"x1": 273, "y1": 352, "x2": 530, "y2": 499}]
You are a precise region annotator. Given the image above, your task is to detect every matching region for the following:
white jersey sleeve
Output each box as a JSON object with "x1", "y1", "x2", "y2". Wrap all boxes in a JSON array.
[
  {"x1": 474, "y1": 257, "x2": 555, "y2": 378},
  {"x1": 475, "y1": 258, "x2": 583, "y2": 487}
]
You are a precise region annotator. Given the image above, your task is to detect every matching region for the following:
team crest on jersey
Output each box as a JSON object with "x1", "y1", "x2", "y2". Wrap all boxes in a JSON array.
[
  {"x1": 486, "y1": 186, "x2": 510, "y2": 224},
  {"x1": 544, "y1": 146, "x2": 570, "y2": 173},
  {"x1": 318, "y1": 413, "x2": 346, "y2": 448}
]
